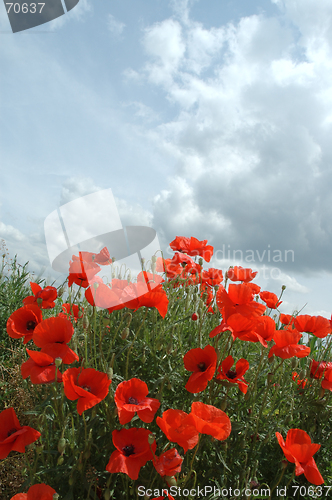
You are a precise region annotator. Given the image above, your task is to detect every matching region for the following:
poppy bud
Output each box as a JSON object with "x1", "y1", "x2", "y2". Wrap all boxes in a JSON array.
[
  {"x1": 55, "y1": 357, "x2": 62, "y2": 368},
  {"x1": 57, "y1": 456, "x2": 64, "y2": 465},
  {"x1": 125, "y1": 312, "x2": 133, "y2": 326},
  {"x1": 221, "y1": 399, "x2": 227, "y2": 411},
  {"x1": 57, "y1": 286, "x2": 65, "y2": 298},
  {"x1": 291, "y1": 358, "x2": 298, "y2": 369},
  {"x1": 281, "y1": 459, "x2": 288, "y2": 469},
  {"x1": 107, "y1": 367, "x2": 113, "y2": 380},
  {"x1": 102, "y1": 318, "x2": 110, "y2": 327},
  {"x1": 58, "y1": 438, "x2": 66, "y2": 454},
  {"x1": 319, "y1": 386, "x2": 325, "y2": 398},
  {"x1": 104, "y1": 489, "x2": 111, "y2": 500},
  {"x1": 53, "y1": 494, "x2": 59, "y2": 500},
  {"x1": 299, "y1": 370, "x2": 305, "y2": 380},
  {"x1": 83, "y1": 316, "x2": 89, "y2": 330},
  {"x1": 165, "y1": 476, "x2": 177, "y2": 487},
  {"x1": 37, "y1": 297, "x2": 43, "y2": 307},
  {"x1": 166, "y1": 341, "x2": 172, "y2": 354},
  {"x1": 281, "y1": 285, "x2": 286, "y2": 291},
  {"x1": 121, "y1": 327, "x2": 129, "y2": 340},
  {"x1": 148, "y1": 433, "x2": 156, "y2": 446},
  {"x1": 191, "y1": 312, "x2": 199, "y2": 321},
  {"x1": 69, "y1": 476, "x2": 75, "y2": 485}
]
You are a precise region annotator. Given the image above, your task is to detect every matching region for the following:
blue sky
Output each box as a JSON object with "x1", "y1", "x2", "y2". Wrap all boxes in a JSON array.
[{"x1": 0, "y1": 0, "x2": 332, "y2": 318}]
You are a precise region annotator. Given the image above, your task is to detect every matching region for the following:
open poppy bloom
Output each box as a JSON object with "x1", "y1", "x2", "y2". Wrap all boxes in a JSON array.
[
  {"x1": 21, "y1": 346, "x2": 66, "y2": 384},
  {"x1": 259, "y1": 291, "x2": 282, "y2": 309},
  {"x1": 276, "y1": 429, "x2": 324, "y2": 485},
  {"x1": 0, "y1": 407, "x2": 41, "y2": 459},
  {"x1": 293, "y1": 315, "x2": 331, "y2": 339},
  {"x1": 85, "y1": 280, "x2": 121, "y2": 309},
  {"x1": 226, "y1": 314, "x2": 276, "y2": 347},
  {"x1": 156, "y1": 409, "x2": 199, "y2": 453},
  {"x1": 78, "y1": 247, "x2": 112, "y2": 265},
  {"x1": 310, "y1": 360, "x2": 332, "y2": 379},
  {"x1": 321, "y1": 368, "x2": 332, "y2": 391},
  {"x1": 32, "y1": 316, "x2": 76, "y2": 359},
  {"x1": 216, "y1": 283, "x2": 265, "y2": 322},
  {"x1": 62, "y1": 367, "x2": 111, "y2": 415},
  {"x1": 68, "y1": 253, "x2": 101, "y2": 288},
  {"x1": 153, "y1": 448, "x2": 183, "y2": 477},
  {"x1": 190, "y1": 402, "x2": 231, "y2": 441},
  {"x1": 216, "y1": 355, "x2": 249, "y2": 394},
  {"x1": 114, "y1": 378, "x2": 160, "y2": 424},
  {"x1": 23, "y1": 282, "x2": 57, "y2": 309},
  {"x1": 268, "y1": 327, "x2": 310, "y2": 360},
  {"x1": 226, "y1": 266, "x2": 257, "y2": 283},
  {"x1": 106, "y1": 428, "x2": 156, "y2": 480},
  {"x1": 10, "y1": 483, "x2": 56, "y2": 500},
  {"x1": 201, "y1": 268, "x2": 224, "y2": 287},
  {"x1": 59, "y1": 303, "x2": 84, "y2": 323},
  {"x1": 6, "y1": 304, "x2": 42, "y2": 344},
  {"x1": 183, "y1": 345, "x2": 217, "y2": 393},
  {"x1": 169, "y1": 236, "x2": 214, "y2": 262}
]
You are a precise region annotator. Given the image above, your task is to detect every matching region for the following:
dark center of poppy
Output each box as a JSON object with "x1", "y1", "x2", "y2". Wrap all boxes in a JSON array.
[
  {"x1": 7, "y1": 428, "x2": 17, "y2": 437},
  {"x1": 26, "y1": 320, "x2": 36, "y2": 330},
  {"x1": 81, "y1": 385, "x2": 91, "y2": 392},
  {"x1": 128, "y1": 397, "x2": 138, "y2": 405},
  {"x1": 122, "y1": 445, "x2": 135, "y2": 456},
  {"x1": 226, "y1": 369, "x2": 237, "y2": 379},
  {"x1": 197, "y1": 362, "x2": 206, "y2": 371}
]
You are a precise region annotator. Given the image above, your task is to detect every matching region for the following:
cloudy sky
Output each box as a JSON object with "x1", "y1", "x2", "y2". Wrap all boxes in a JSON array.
[{"x1": 0, "y1": 0, "x2": 332, "y2": 318}]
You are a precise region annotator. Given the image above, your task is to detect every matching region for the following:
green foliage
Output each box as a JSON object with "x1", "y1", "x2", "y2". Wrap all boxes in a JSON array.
[{"x1": 1, "y1": 247, "x2": 332, "y2": 500}]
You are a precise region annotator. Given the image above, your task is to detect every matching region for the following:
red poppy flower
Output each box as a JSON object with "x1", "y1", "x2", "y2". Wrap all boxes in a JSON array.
[
  {"x1": 321, "y1": 369, "x2": 332, "y2": 391},
  {"x1": 114, "y1": 378, "x2": 160, "y2": 425},
  {"x1": 33, "y1": 316, "x2": 74, "y2": 347},
  {"x1": 78, "y1": 247, "x2": 112, "y2": 265},
  {"x1": 10, "y1": 483, "x2": 56, "y2": 500},
  {"x1": 310, "y1": 360, "x2": 332, "y2": 379},
  {"x1": 106, "y1": 428, "x2": 156, "y2": 480},
  {"x1": 226, "y1": 314, "x2": 275, "y2": 347},
  {"x1": 85, "y1": 281, "x2": 120, "y2": 309},
  {"x1": 183, "y1": 345, "x2": 217, "y2": 393},
  {"x1": 226, "y1": 266, "x2": 257, "y2": 283},
  {"x1": 6, "y1": 304, "x2": 42, "y2": 344},
  {"x1": 153, "y1": 448, "x2": 183, "y2": 477},
  {"x1": 201, "y1": 268, "x2": 223, "y2": 287},
  {"x1": 60, "y1": 303, "x2": 84, "y2": 322},
  {"x1": 217, "y1": 355, "x2": 249, "y2": 394},
  {"x1": 209, "y1": 321, "x2": 231, "y2": 338},
  {"x1": 23, "y1": 283, "x2": 57, "y2": 309},
  {"x1": 156, "y1": 409, "x2": 199, "y2": 453},
  {"x1": 68, "y1": 253, "x2": 101, "y2": 288},
  {"x1": 276, "y1": 429, "x2": 324, "y2": 485},
  {"x1": 292, "y1": 372, "x2": 308, "y2": 389},
  {"x1": 21, "y1": 347, "x2": 64, "y2": 384},
  {"x1": 119, "y1": 282, "x2": 169, "y2": 318},
  {"x1": 293, "y1": 315, "x2": 331, "y2": 339},
  {"x1": 279, "y1": 314, "x2": 295, "y2": 326},
  {"x1": 0, "y1": 408, "x2": 41, "y2": 459},
  {"x1": 259, "y1": 291, "x2": 282, "y2": 309},
  {"x1": 171, "y1": 252, "x2": 196, "y2": 268},
  {"x1": 216, "y1": 283, "x2": 265, "y2": 322},
  {"x1": 155, "y1": 257, "x2": 183, "y2": 280},
  {"x1": 268, "y1": 327, "x2": 310, "y2": 360},
  {"x1": 62, "y1": 367, "x2": 111, "y2": 415},
  {"x1": 190, "y1": 402, "x2": 231, "y2": 440},
  {"x1": 170, "y1": 236, "x2": 214, "y2": 262}
]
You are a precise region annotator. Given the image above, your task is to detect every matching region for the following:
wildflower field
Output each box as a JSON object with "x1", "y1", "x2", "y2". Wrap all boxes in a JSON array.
[{"x1": 1, "y1": 236, "x2": 332, "y2": 500}]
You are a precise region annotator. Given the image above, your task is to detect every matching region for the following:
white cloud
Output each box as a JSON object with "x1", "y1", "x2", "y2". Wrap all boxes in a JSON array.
[
  {"x1": 143, "y1": 18, "x2": 185, "y2": 84},
  {"x1": 107, "y1": 14, "x2": 126, "y2": 37}
]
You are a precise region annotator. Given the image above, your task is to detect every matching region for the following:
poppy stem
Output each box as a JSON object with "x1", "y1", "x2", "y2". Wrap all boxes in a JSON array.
[{"x1": 125, "y1": 308, "x2": 149, "y2": 379}]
